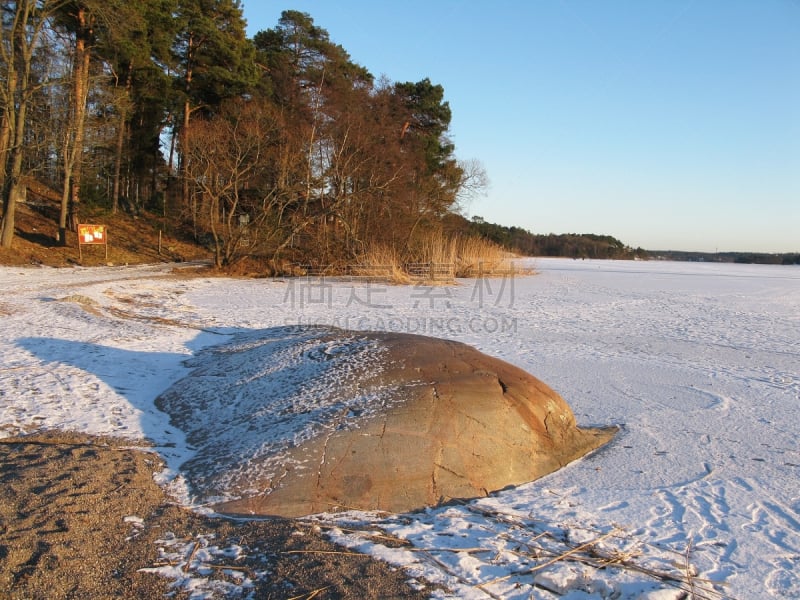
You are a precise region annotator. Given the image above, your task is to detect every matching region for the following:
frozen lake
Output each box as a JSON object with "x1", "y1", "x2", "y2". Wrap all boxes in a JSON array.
[{"x1": 1, "y1": 257, "x2": 798, "y2": 598}]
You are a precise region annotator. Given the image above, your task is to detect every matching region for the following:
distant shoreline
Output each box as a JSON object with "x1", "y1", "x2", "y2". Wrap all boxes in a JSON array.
[{"x1": 646, "y1": 250, "x2": 799, "y2": 265}]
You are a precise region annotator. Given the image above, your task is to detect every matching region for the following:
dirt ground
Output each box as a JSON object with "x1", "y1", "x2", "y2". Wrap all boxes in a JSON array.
[
  {"x1": 0, "y1": 432, "x2": 433, "y2": 600},
  {"x1": 0, "y1": 202, "x2": 210, "y2": 269}
]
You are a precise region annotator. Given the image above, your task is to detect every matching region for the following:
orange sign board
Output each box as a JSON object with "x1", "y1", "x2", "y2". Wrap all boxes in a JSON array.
[
  {"x1": 77, "y1": 224, "x2": 108, "y2": 261},
  {"x1": 78, "y1": 224, "x2": 106, "y2": 244}
]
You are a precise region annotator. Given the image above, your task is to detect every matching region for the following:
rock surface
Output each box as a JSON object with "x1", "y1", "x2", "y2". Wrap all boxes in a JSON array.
[{"x1": 157, "y1": 326, "x2": 615, "y2": 517}]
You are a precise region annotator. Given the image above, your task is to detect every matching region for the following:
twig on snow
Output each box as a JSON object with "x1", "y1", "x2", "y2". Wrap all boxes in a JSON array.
[
  {"x1": 182, "y1": 541, "x2": 200, "y2": 573},
  {"x1": 287, "y1": 586, "x2": 331, "y2": 600}
]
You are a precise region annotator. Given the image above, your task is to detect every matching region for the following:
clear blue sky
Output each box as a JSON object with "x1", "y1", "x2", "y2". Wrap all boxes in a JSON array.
[{"x1": 243, "y1": 1, "x2": 799, "y2": 253}]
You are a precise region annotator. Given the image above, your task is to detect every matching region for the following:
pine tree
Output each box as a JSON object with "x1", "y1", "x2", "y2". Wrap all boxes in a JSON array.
[{"x1": 173, "y1": 0, "x2": 257, "y2": 211}]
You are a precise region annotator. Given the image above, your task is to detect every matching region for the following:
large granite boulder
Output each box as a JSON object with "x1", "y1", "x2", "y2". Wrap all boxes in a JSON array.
[{"x1": 157, "y1": 326, "x2": 615, "y2": 517}]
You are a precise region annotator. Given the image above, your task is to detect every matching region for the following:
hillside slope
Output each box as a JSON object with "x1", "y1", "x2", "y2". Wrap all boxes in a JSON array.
[{"x1": 0, "y1": 202, "x2": 210, "y2": 268}]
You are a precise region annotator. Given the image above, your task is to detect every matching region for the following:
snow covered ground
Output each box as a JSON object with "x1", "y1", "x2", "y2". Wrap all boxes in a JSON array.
[{"x1": 1, "y1": 257, "x2": 798, "y2": 599}]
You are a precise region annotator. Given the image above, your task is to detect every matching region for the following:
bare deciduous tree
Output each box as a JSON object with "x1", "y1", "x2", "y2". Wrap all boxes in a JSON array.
[{"x1": 184, "y1": 99, "x2": 286, "y2": 268}]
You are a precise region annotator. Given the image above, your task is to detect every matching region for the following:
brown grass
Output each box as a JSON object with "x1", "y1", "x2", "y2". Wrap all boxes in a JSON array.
[
  {"x1": 352, "y1": 245, "x2": 412, "y2": 284},
  {"x1": 411, "y1": 231, "x2": 518, "y2": 278},
  {"x1": 354, "y1": 232, "x2": 525, "y2": 283},
  {"x1": 451, "y1": 235, "x2": 515, "y2": 278},
  {"x1": 412, "y1": 230, "x2": 456, "y2": 266}
]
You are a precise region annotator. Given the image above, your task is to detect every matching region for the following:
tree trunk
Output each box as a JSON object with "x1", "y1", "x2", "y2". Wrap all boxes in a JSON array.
[
  {"x1": 1, "y1": 2, "x2": 37, "y2": 249},
  {"x1": 112, "y1": 62, "x2": 133, "y2": 214},
  {"x1": 57, "y1": 178, "x2": 69, "y2": 244},
  {"x1": 69, "y1": 8, "x2": 92, "y2": 230},
  {"x1": 180, "y1": 33, "x2": 194, "y2": 211},
  {"x1": 1, "y1": 96, "x2": 27, "y2": 248},
  {"x1": 59, "y1": 5, "x2": 93, "y2": 240},
  {"x1": 0, "y1": 80, "x2": 16, "y2": 248},
  {"x1": 182, "y1": 96, "x2": 191, "y2": 212},
  {"x1": 0, "y1": 113, "x2": 10, "y2": 195}
]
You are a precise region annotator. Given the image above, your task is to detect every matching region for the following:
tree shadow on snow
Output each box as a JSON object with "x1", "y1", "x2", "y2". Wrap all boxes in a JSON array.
[
  {"x1": 16, "y1": 329, "x2": 234, "y2": 446},
  {"x1": 15, "y1": 325, "x2": 336, "y2": 450}
]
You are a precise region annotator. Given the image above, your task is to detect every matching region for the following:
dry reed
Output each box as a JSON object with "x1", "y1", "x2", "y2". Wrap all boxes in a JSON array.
[
  {"x1": 352, "y1": 245, "x2": 411, "y2": 284},
  {"x1": 326, "y1": 232, "x2": 530, "y2": 283}
]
